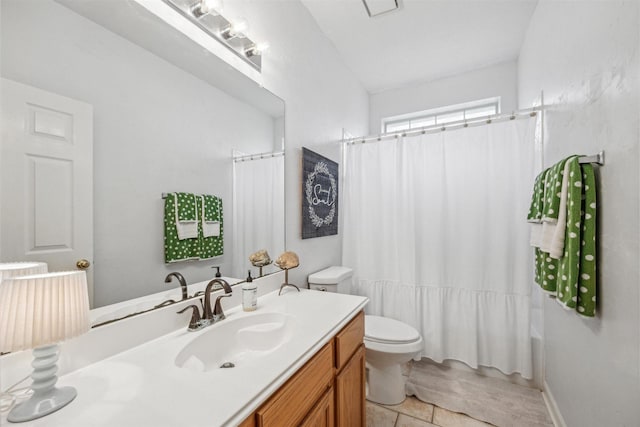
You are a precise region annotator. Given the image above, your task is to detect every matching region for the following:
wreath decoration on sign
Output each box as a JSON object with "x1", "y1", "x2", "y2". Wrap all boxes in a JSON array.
[{"x1": 305, "y1": 161, "x2": 337, "y2": 227}]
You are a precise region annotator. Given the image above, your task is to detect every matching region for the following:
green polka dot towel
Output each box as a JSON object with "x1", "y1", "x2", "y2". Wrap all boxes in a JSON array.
[
  {"x1": 528, "y1": 157, "x2": 597, "y2": 317},
  {"x1": 173, "y1": 192, "x2": 198, "y2": 240},
  {"x1": 201, "y1": 195, "x2": 222, "y2": 238},
  {"x1": 199, "y1": 195, "x2": 224, "y2": 260},
  {"x1": 164, "y1": 193, "x2": 224, "y2": 263}
]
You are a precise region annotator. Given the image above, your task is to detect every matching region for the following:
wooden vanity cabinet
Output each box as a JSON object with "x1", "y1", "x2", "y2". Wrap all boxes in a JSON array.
[
  {"x1": 335, "y1": 345, "x2": 365, "y2": 426},
  {"x1": 256, "y1": 342, "x2": 334, "y2": 426},
  {"x1": 239, "y1": 311, "x2": 365, "y2": 427},
  {"x1": 300, "y1": 387, "x2": 335, "y2": 427}
]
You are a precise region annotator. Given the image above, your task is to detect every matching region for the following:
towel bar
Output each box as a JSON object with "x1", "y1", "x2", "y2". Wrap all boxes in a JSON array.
[{"x1": 578, "y1": 151, "x2": 605, "y2": 166}]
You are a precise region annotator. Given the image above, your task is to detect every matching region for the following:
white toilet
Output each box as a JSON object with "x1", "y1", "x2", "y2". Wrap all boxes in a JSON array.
[
  {"x1": 307, "y1": 266, "x2": 353, "y2": 293},
  {"x1": 308, "y1": 267, "x2": 423, "y2": 405}
]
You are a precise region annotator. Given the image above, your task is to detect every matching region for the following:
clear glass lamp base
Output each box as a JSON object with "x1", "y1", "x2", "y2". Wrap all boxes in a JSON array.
[{"x1": 7, "y1": 344, "x2": 77, "y2": 423}]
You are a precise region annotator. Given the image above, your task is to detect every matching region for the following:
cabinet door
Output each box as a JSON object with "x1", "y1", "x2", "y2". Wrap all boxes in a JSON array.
[
  {"x1": 300, "y1": 387, "x2": 334, "y2": 427},
  {"x1": 256, "y1": 342, "x2": 334, "y2": 427},
  {"x1": 335, "y1": 311, "x2": 364, "y2": 370},
  {"x1": 335, "y1": 345, "x2": 365, "y2": 427}
]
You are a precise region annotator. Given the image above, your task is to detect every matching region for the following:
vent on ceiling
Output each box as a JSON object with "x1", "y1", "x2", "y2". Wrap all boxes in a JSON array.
[{"x1": 362, "y1": 0, "x2": 399, "y2": 18}]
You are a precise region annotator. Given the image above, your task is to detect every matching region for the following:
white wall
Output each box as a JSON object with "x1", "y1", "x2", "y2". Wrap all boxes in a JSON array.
[
  {"x1": 1, "y1": 0, "x2": 369, "y2": 303},
  {"x1": 218, "y1": 1, "x2": 370, "y2": 286},
  {"x1": 518, "y1": 2, "x2": 640, "y2": 425},
  {"x1": 369, "y1": 61, "x2": 517, "y2": 134},
  {"x1": 1, "y1": 0, "x2": 276, "y2": 306}
]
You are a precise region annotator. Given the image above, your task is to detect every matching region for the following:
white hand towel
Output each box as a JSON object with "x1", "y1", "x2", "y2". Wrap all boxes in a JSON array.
[
  {"x1": 540, "y1": 158, "x2": 572, "y2": 255},
  {"x1": 203, "y1": 221, "x2": 220, "y2": 238},
  {"x1": 549, "y1": 158, "x2": 574, "y2": 258},
  {"x1": 540, "y1": 221, "x2": 555, "y2": 252},
  {"x1": 530, "y1": 223, "x2": 543, "y2": 247},
  {"x1": 174, "y1": 193, "x2": 198, "y2": 240}
]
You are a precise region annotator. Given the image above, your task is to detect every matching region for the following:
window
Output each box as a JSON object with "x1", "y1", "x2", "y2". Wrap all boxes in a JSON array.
[{"x1": 381, "y1": 97, "x2": 501, "y2": 133}]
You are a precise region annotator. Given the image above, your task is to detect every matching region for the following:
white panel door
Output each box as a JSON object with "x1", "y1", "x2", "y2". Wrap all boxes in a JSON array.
[{"x1": 1, "y1": 78, "x2": 94, "y2": 306}]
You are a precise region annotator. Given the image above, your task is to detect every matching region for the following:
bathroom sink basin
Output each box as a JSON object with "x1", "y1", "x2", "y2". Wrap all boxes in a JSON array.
[{"x1": 174, "y1": 312, "x2": 295, "y2": 372}]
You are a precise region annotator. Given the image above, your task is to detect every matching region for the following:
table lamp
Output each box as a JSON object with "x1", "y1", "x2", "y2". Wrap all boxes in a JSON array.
[
  {"x1": 0, "y1": 262, "x2": 48, "y2": 281},
  {"x1": 0, "y1": 270, "x2": 90, "y2": 422}
]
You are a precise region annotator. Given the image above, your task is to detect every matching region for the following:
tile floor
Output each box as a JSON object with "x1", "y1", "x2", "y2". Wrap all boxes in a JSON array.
[{"x1": 367, "y1": 396, "x2": 494, "y2": 427}]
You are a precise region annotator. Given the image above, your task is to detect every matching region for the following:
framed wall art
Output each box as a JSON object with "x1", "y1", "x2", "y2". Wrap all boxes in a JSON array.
[{"x1": 301, "y1": 147, "x2": 338, "y2": 239}]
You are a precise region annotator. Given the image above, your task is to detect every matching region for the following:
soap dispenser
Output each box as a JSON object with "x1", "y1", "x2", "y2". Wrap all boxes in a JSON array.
[
  {"x1": 212, "y1": 266, "x2": 221, "y2": 278},
  {"x1": 242, "y1": 270, "x2": 257, "y2": 312}
]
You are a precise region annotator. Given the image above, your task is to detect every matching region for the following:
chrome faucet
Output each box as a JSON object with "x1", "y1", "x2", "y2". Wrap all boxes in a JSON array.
[
  {"x1": 203, "y1": 279, "x2": 232, "y2": 323},
  {"x1": 165, "y1": 272, "x2": 189, "y2": 300}
]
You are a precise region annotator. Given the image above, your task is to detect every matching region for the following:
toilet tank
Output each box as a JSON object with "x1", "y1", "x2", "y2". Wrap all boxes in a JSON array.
[{"x1": 308, "y1": 266, "x2": 353, "y2": 293}]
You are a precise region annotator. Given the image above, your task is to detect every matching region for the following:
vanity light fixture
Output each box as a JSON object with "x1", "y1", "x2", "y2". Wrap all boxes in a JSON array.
[
  {"x1": 162, "y1": 0, "x2": 267, "y2": 71},
  {"x1": 0, "y1": 271, "x2": 90, "y2": 422}
]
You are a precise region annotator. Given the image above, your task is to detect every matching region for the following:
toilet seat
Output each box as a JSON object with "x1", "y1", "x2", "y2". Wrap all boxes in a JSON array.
[{"x1": 364, "y1": 315, "x2": 420, "y2": 344}]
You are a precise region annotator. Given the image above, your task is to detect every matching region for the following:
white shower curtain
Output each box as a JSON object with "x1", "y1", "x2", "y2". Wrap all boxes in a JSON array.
[
  {"x1": 342, "y1": 118, "x2": 536, "y2": 378},
  {"x1": 232, "y1": 155, "x2": 285, "y2": 279}
]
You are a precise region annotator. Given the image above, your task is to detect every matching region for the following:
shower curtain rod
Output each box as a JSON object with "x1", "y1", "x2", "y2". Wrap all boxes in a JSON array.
[
  {"x1": 343, "y1": 106, "x2": 605, "y2": 166},
  {"x1": 233, "y1": 150, "x2": 284, "y2": 162},
  {"x1": 344, "y1": 107, "x2": 541, "y2": 145}
]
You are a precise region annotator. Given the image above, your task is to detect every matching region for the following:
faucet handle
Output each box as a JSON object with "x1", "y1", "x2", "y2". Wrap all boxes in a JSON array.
[
  {"x1": 177, "y1": 304, "x2": 204, "y2": 331},
  {"x1": 212, "y1": 294, "x2": 232, "y2": 321}
]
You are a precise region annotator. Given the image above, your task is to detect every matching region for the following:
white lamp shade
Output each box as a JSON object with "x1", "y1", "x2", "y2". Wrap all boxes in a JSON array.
[
  {"x1": 0, "y1": 271, "x2": 90, "y2": 353},
  {"x1": 0, "y1": 262, "x2": 48, "y2": 282}
]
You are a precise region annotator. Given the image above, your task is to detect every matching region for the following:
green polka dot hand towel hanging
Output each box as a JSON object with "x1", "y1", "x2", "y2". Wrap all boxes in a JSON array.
[
  {"x1": 164, "y1": 193, "x2": 200, "y2": 263},
  {"x1": 527, "y1": 156, "x2": 597, "y2": 317},
  {"x1": 173, "y1": 192, "x2": 198, "y2": 240},
  {"x1": 199, "y1": 195, "x2": 224, "y2": 260}
]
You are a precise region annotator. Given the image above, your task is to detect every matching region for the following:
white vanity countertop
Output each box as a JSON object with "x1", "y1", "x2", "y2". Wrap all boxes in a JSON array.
[{"x1": 7, "y1": 289, "x2": 368, "y2": 427}]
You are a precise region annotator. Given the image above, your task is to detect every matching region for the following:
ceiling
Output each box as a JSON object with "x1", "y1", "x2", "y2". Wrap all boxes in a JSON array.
[{"x1": 301, "y1": 0, "x2": 538, "y2": 93}]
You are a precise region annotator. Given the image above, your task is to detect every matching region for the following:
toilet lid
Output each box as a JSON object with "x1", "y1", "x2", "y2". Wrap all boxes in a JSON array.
[
  {"x1": 308, "y1": 266, "x2": 353, "y2": 285},
  {"x1": 364, "y1": 315, "x2": 420, "y2": 344}
]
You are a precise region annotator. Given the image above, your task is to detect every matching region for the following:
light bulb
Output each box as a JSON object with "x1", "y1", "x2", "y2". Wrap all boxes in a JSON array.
[
  {"x1": 245, "y1": 41, "x2": 270, "y2": 57},
  {"x1": 221, "y1": 17, "x2": 249, "y2": 39},
  {"x1": 230, "y1": 18, "x2": 249, "y2": 36},
  {"x1": 192, "y1": 0, "x2": 222, "y2": 18},
  {"x1": 255, "y1": 42, "x2": 270, "y2": 53}
]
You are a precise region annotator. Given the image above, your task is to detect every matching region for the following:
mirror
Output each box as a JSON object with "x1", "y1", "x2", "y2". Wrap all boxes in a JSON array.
[{"x1": 0, "y1": 0, "x2": 285, "y2": 323}]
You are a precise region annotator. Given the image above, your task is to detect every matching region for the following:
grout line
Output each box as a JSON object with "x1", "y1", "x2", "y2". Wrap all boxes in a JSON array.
[{"x1": 370, "y1": 399, "x2": 498, "y2": 427}]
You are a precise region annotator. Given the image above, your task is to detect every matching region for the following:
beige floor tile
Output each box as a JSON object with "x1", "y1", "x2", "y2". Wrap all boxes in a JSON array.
[
  {"x1": 407, "y1": 360, "x2": 552, "y2": 426},
  {"x1": 383, "y1": 396, "x2": 434, "y2": 422},
  {"x1": 432, "y1": 407, "x2": 494, "y2": 427},
  {"x1": 396, "y1": 413, "x2": 438, "y2": 427},
  {"x1": 367, "y1": 402, "x2": 398, "y2": 427}
]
